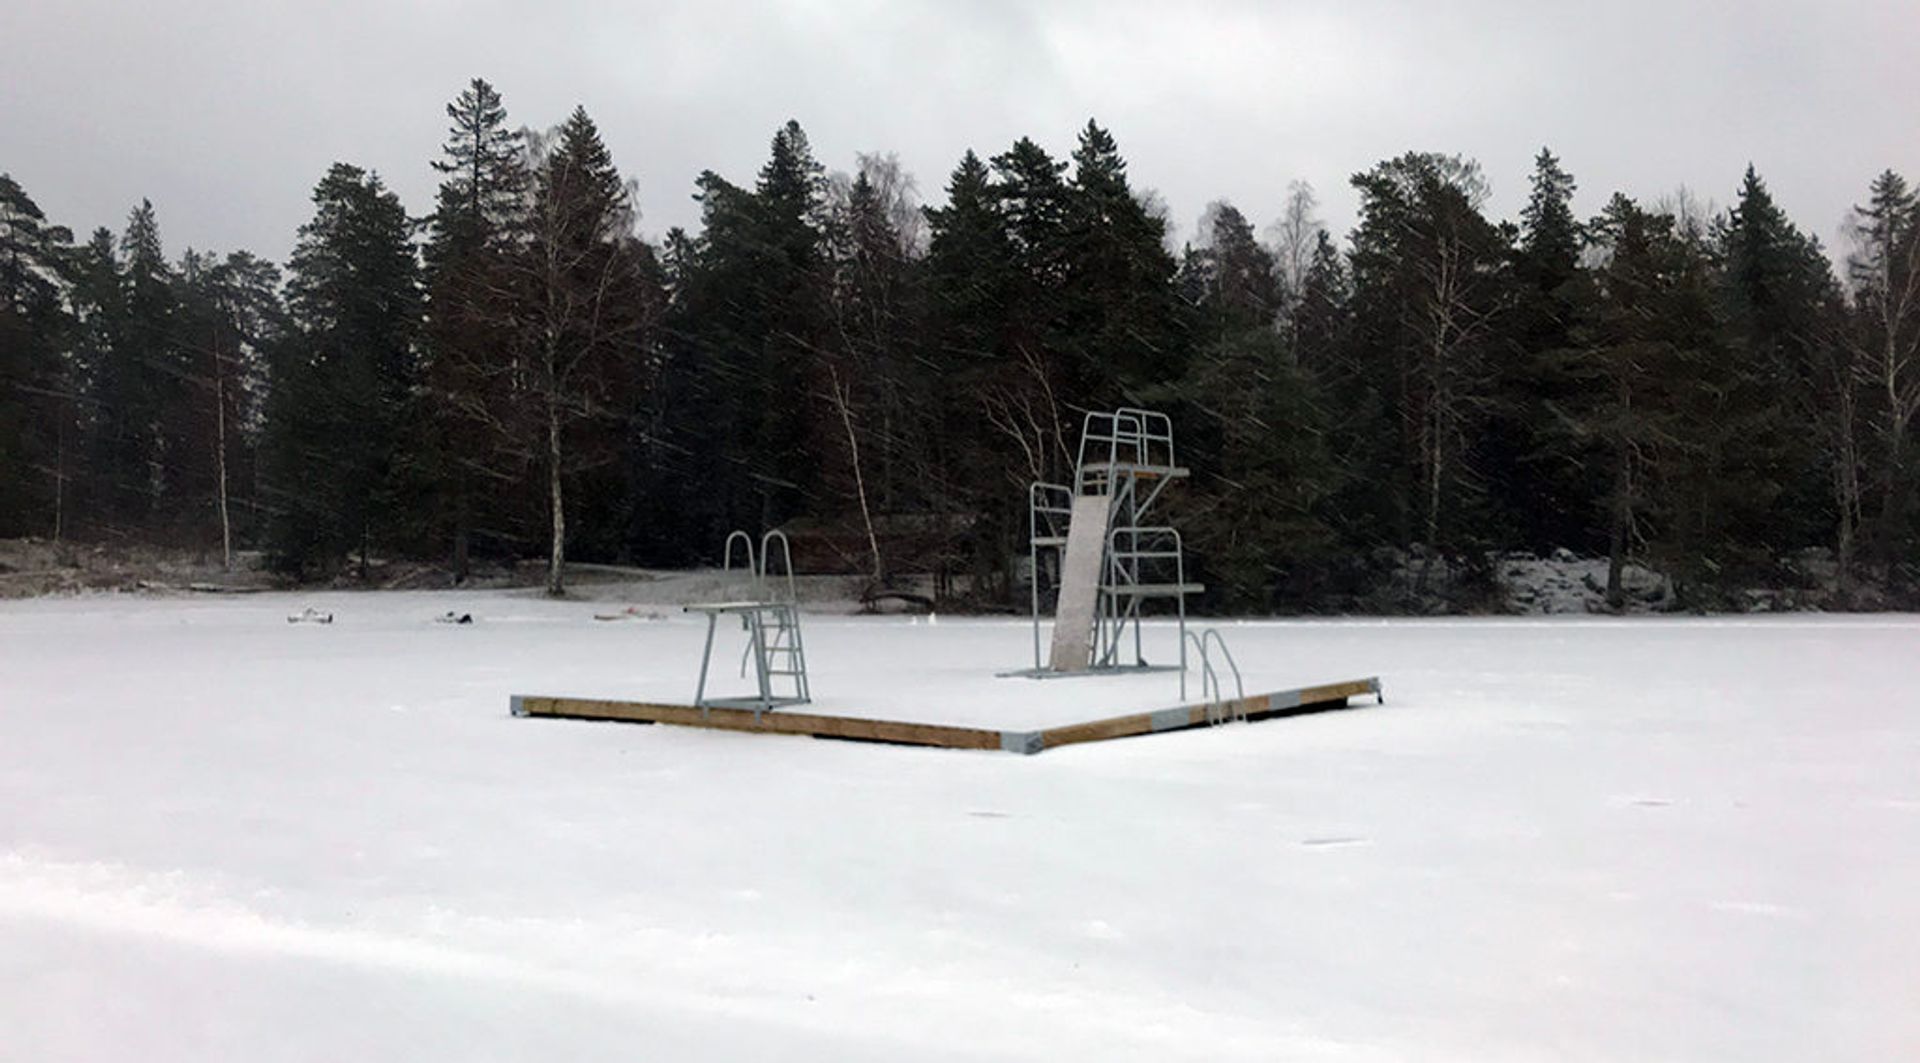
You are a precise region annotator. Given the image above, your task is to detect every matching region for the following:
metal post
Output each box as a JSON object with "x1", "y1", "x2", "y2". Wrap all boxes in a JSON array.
[
  {"x1": 1176, "y1": 533, "x2": 1188, "y2": 691},
  {"x1": 1030, "y1": 483, "x2": 1043, "y2": 671},
  {"x1": 694, "y1": 611, "x2": 719, "y2": 718},
  {"x1": 747, "y1": 608, "x2": 772, "y2": 721}
]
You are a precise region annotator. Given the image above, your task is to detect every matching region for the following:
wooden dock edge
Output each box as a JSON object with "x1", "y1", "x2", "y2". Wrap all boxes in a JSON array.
[{"x1": 511, "y1": 676, "x2": 1382, "y2": 755}]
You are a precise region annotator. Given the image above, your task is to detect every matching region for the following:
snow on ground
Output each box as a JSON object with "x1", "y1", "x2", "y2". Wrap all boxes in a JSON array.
[{"x1": 1, "y1": 589, "x2": 1917, "y2": 1061}]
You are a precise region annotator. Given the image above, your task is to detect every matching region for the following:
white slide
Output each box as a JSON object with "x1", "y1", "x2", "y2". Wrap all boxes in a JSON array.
[{"x1": 1047, "y1": 492, "x2": 1113, "y2": 671}]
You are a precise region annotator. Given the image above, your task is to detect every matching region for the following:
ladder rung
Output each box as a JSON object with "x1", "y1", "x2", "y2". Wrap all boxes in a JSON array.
[{"x1": 1099, "y1": 583, "x2": 1205, "y2": 597}]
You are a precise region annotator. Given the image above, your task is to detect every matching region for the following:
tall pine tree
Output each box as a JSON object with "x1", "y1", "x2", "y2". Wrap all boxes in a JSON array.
[
  {"x1": 422, "y1": 77, "x2": 531, "y2": 579},
  {"x1": 0, "y1": 174, "x2": 76, "y2": 536},
  {"x1": 265, "y1": 164, "x2": 420, "y2": 575}
]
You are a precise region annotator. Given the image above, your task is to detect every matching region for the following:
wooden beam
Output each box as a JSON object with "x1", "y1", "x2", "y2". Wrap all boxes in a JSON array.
[
  {"x1": 1030, "y1": 677, "x2": 1378, "y2": 752},
  {"x1": 511, "y1": 676, "x2": 1382, "y2": 755},
  {"x1": 514, "y1": 695, "x2": 1006, "y2": 751}
]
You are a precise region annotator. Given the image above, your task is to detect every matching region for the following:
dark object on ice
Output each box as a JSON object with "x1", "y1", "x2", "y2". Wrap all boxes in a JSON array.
[
  {"x1": 287, "y1": 607, "x2": 333, "y2": 624},
  {"x1": 437, "y1": 611, "x2": 473, "y2": 625}
]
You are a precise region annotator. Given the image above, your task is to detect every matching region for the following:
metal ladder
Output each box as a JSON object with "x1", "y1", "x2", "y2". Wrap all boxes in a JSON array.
[
  {"x1": 1182, "y1": 627, "x2": 1245, "y2": 724},
  {"x1": 691, "y1": 530, "x2": 811, "y2": 718}
]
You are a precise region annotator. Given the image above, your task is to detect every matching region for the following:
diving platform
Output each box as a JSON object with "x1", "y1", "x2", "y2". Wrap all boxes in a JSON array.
[{"x1": 1028, "y1": 408, "x2": 1204, "y2": 676}]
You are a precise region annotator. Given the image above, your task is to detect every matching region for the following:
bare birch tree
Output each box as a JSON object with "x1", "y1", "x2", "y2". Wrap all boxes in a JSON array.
[{"x1": 521, "y1": 109, "x2": 656, "y2": 596}]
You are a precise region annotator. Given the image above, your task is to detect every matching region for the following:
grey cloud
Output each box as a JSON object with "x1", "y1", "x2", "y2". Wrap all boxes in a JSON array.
[{"x1": 3, "y1": 0, "x2": 1915, "y2": 262}]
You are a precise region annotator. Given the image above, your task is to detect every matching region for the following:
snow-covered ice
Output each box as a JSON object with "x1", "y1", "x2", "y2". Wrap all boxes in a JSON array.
[{"x1": 2, "y1": 591, "x2": 1917, "y2": 1060}]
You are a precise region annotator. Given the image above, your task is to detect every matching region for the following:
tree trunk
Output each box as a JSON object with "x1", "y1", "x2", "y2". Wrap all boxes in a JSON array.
[
  {"x1": 1605, "y1": 456, "x2": 1628, "y2": 611},
  {"x1": 453, "y1": 497, "x2": 471, "y2": 585},
  {"x1": 52, "y1": 404, "x2": 65, "y2": 542},
  {"x1": 829, "y1": 367, "x2": 884, "y2": 584},
  {"x1": 1606, "y1": 378, "x2": 1631, "y2": 611},
  {"x1": 1834, "y1": 378, "x2": 1863, "y2": 598},
  {"x1": 546, "y1": 393, "x2": 566, "y2": 597},
  {"x1": 214, "y1": 358, "x2": 232, "y2": 572}
]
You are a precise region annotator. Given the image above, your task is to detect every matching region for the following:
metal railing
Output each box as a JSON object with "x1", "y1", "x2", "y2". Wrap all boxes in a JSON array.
[
  {"x1": 1024, "y1": 408, "x2": 1198, "y2": 675},
  {"x1": 1098, "y1": 525, "x2": 1188, "y2": 668},
  {"x1": 1182, "y1": 627, "x2": 1245, "y2": 723},
  {"x1": 721, "y1": 528, "x2": 798, "y2": 605},
  {"x1": 1074, "y1": 407, "x2": 1177, "y2": 494},
  {"x1": 696, "y1": 528, "x2": 811, "y2": 716},
  {"x1": 1027, "y1": 481, "x2": 1074, "y2": 670}
]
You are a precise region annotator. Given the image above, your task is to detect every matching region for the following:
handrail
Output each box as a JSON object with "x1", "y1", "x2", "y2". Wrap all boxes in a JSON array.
[
  {"x1": 1114, "y1": 406, "x2": 1175, "y2": 469},
  {"x1": 722, "y1": 530, "x2": 758, "y2": 595},
  {"x1": 1077, "y1": 408, "x2": 1176, "y2": 487},
  {"x1": 1200, "y1": 628, "x2": 1245, "y2": 709},
  {"x1": 1028, "y1": 480, "x2": 1074, "y2": 670},
  {"x1": 705, "y1": 530, "x2": 810, "y2": 711},
  {"x1": 1181, "y1": 626, "x2": 1245, "y2": 724},
  {"x1": 760, "y1": 529, "x2": 798, "y2": 605},
  {"x1": 1182, "y1": 629, "x2": 1220, "y2": 710},
  {"x1": 1029, "y1": 481, "x2": 1074, "y2": 519}
]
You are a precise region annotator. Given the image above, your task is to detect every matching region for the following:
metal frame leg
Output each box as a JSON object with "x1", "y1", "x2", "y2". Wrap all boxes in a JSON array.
[
  {"x1": 747, "y1": 610, "x2": 772, "y2": 722},
  {"x1": 694, "y1": 612, "x2": 719, "y2": 718}
]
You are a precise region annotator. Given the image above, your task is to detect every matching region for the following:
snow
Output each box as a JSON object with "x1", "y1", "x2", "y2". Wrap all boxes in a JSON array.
[
  {"x1": 1496, "y1": 551, "x2": 1672, "y2": 614},
  {"x1": 2, "y1": 590, "x2": 1917, "y2": 1061}
]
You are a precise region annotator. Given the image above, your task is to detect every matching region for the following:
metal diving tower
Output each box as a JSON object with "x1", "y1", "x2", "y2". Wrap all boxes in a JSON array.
[{"x1": 1024, "y1": 408, "x2": 1203, "y2": 676}]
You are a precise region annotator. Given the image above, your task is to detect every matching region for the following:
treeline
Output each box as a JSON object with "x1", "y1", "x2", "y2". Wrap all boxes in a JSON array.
[{"x1": 3, "y1": 78, "x2": 1918, "y2": 609}]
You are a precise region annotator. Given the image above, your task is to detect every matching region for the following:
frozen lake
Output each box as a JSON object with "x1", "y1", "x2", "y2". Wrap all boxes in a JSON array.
[{"x1": 2, "y1": 590, "x2": 1916, "y2": 1060}]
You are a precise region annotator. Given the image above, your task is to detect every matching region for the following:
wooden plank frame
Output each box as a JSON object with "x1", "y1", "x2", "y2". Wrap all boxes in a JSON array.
[{"x1": 512, "y1": 676, "x2": 1382, "y2": 755}]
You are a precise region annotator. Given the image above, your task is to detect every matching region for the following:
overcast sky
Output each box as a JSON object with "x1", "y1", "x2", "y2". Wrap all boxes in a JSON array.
[{"x1": 4, "y1": 1, "x2": 1917, "y2": 266}]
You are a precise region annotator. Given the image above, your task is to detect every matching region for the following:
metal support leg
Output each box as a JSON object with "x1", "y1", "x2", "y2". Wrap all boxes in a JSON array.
[
  {"x1": 694, "y1": 611, "x2": 719, "y2": 718},
  {"x1": 747, "y1": 609, "x2": 772, "y2": 722}
]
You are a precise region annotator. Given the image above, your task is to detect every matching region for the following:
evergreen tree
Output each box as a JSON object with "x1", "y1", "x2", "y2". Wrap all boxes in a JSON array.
[
  {"x1": 923, "y1": 149, "x2": 1022, "y2": 592},
  {"x1": 978, "y1": 136, "x2": 1076, "y2": 493},
  {"x1": 1186, "y1": 201, "x2": 1281, "y2": 337},
  {"x1": 0, "y1": 174, "x2": 76, "y2": 536},
  {"x1": 1348, "y1": 152, "x2": 1513, "y2": 562},
  {"x1": 1495, "y1": 148, "x2": 1592, "y2": 551},
  {"x1": 654, "y1": 120, "x2": 830, "y2": 561},
  {"x1": 87, "y1": 201, "x2": 183, "y2": 531},
  {"x1": 1291, "y1": 230, "x2": 1350, "y2": 374},
  {"x1": 924, "y1": 150, "x2": 1010, "y2": 371},
  {"x1": 749, "y1": 120, "x2": 832, "y2": 522},
  {"x1": 1714, "y1": 165, "x2": 1843, "y2": 577},
  {"x1": 1548, "y1": 195, "x2": 1697, "y2": 606},
  {"x1": 266, "y1": 164, "x2": 421, "y2": 575},
  {"x1": 1518, "y1": 149, "x2": 1582, "y2": 293},
  {"x1": 1061, "y1": 121, "x2": 1183, "y2": 392},
  {"x1": 422, "y1": 77, "x2": 531, "y2": 578},
  {"x1": 1180, "y1": 200, "x2": 1341, "y2": 609},
  {"x1": 64, "y1": 228, "x2": 123, "y2": 534},
  {"x1": 425, "y1": 78, "x2": 528, "y2": 271}
]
